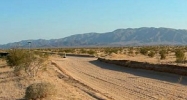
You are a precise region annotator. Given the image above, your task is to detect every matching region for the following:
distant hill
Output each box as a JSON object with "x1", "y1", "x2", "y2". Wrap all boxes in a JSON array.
[{"x1": 1, "y1": 27, "x2": 187, "y2": 49}]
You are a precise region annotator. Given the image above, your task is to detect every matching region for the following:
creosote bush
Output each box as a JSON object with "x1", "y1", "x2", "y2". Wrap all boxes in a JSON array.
[
  {"x1": 87, "y1": 50, "x2": 96, "y2": 55},
  {"x1": 175, "y1": 49, "x2": 186, "y2": 63},
  {"x1": 104, "y1": 48, "x2": 118, "y2": 55},
  {"x1": 140, "y1": 48, "x2": 148, "y2": 55},
  {"x1": 80, "y1": 49, "x2": 87, "y2": 54},
  {"x1": 128, "y1": 48, "x2": 134, "y2": 56},
  {"x1": 25, "y1": 82, "x2": 56, "y2": 100},
  {"x1": 148, "y1": 51, "x2": 155, "y2": 58},
  {"x1": 6, "y1": 48, "x2": 48, "y2": 77},
  {"x1": 159, "y1": 49, "x2": 167, "y2": 60},
  {"x1": 135, "y1": 51, "x2": 139, "y2": 55},
  {"x1": 6, "y1": 49, "x2": 31, "y2": 75}
]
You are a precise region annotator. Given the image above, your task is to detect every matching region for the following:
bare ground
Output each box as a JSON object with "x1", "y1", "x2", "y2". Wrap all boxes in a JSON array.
[
  {"x1": 1, "y1": 56, "x2": 187, "y2": 100},
  {"x1": 52, "y1": 56, "x2": 187, "y2": 100},
  {"x1": 0, "y1": 58, "x2": 98, "y2": 100}
]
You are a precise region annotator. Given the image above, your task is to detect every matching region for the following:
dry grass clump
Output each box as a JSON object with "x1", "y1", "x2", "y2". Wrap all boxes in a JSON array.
[{"x1": 25, "y1": 82, "x2": 56, "y2": 100}]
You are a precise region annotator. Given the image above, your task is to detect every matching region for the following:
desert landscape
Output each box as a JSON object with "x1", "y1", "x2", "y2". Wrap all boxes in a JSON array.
[
  {"x1": 0, "y1": 47, "x2": 187, "y2": 100},
  {"x1": 0, "y1": 55, "x2": 100, "y2": 100},
  {"x1": 1, "y1": 1, "x2": 187, "y2": 100},
  {"x1": 52, "y1": 56, "x2": 187, "y2": 100}
]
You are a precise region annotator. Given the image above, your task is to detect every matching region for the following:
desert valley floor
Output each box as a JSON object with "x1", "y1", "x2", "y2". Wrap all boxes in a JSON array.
[
  {"x1": 0, "y1": 56, "x2": 187, "y2": 100},
  {"x1": 52, "y1": 56, "x2": 187, "y2": 100}
]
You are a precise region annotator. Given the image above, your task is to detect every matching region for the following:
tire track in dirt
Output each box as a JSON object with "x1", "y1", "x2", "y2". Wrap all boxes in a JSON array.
[
  {"x1": 71, "y1": 66, "x2": 158, "y2": 100},
  {"x1": 52, "y1": 57, "x2": 187, "y2": 100},
  {"x1": 51, "y1": 61, "x2": 113, "y2": 100}
]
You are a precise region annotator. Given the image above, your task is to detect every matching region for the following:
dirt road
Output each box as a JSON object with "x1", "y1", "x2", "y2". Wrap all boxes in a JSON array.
[{"x1": 52, "y1": 56, "x2": 187, "y2": 100}]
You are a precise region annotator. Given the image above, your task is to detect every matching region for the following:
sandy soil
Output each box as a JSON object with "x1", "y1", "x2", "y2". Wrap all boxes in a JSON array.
[
  {"x1": 52, "y1": 56, "x2": 187, "y2": 100},
  {"x1": 1, "y1": 55, "x2": 187, "y2": 100},
  {"x1": 0, "y1": 58, "x2": 96, "y2": 100},
  {"x1": 104, "y1": 53, "x2": 187, "y2": 67},
  {"x1": 105, "y1": 53, "x2": 170, "y2": 63}
]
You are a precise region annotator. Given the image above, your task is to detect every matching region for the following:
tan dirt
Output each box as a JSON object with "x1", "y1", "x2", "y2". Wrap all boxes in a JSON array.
[
  {"x1": 0, "y1": 57, "x2": 97, "y2": 100},
  {"x1": 104, "y1": 52, "x2": 187, "y2": 67},
  {"x1": 52, "y1": 56, "x2": 187, "y2": 100},
  {"x1": 1, "y1": 55, "x2": 187, "y2": 100}
]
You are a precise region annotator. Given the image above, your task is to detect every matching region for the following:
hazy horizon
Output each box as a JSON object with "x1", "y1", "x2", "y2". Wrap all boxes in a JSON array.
[{"x1": 1, "y1": 0, "x2": 187, "y2": 44}]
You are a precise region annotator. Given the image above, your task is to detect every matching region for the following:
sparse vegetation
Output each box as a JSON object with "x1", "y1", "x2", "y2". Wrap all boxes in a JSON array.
[
  {"x1": 25, "y1": 82, "x2": 56, "y2": 100},
  {"x1": 87, "y1": 50, "x2": 96, "y2": 55},
  {"x1": 128, "y1": 48, "x2": 134, "y2": 56},
  {"x1": 6, "y1": 49, "x2": 31, "y2": 75},
  {"x1": 140, "y1": 47, "x2": 148, "y2": 55},
  {"x1": 175, "y1": 49, "x2": 186, "y2": 63},
  {"x1": 148, "y1": 51, "x2": 156, "y2": 58},
  {"x1": 6, "y1": 48, "x2": 48, "y2": 77},
  {"x1": 159, "y1": 49, "x2": 167, "y2": 60},
  {"x1": 80, "y1": 49, "x2": 87, "y2": 54},
  {"x1": 135, "y1": 51, "x2": 139, "y2": 55},
  {"x1": 1, "y1": 46, "x2": 187, "y2": 100},
  {"x1": 104, "y1": 48, "x2": 118, "y2": 55}
]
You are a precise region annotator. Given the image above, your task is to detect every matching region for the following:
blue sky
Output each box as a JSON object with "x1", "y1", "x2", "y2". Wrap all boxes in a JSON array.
[{"x1": 0, "y1": 0, "x2": 187, "y2": 44}]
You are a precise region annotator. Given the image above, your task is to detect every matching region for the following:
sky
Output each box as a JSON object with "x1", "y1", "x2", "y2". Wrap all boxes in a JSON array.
[{"x1": 0, "y1": 0, "x2": 187, "y2": 44}]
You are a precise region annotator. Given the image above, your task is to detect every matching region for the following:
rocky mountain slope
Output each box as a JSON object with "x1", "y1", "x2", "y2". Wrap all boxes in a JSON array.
[{"x1": 1, "y1": 27, "x2": 187, "y2": 48}]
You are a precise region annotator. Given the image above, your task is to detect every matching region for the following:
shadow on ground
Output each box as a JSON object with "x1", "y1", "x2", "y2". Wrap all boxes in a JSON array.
[{"x1": 89, "y1": 60, "x2": 187, "y2": 85}]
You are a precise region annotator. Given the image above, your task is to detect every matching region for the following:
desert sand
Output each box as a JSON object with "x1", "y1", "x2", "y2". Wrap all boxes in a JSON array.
[
  {"x1": 0, "y1": 58, "x2": 96, "y2": 100},
  {"x1": 52, "y1": 56, "x2": 187, "y2": 100},
  {"x1": 0, "y1": 55, "x2": 187, "y2": 100}
]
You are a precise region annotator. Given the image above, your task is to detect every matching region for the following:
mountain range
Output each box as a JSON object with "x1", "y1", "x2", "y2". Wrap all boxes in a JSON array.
[{"x1": 1, "y1": 27, "x2": 187, "y2": 49}]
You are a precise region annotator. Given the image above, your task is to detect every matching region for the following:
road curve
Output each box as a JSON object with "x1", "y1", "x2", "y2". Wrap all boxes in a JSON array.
[{"x1": 52, "y1": 56, "x2": 187, "y2": 100}]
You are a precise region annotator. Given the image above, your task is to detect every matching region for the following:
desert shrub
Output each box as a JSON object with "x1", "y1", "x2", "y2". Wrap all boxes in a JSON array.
[
  {"x1": 6, "y1": 49, "x2": 32, "y2": 75},
  {"x1": 104, "y1": 48, "x2": 118, "y2": 55},
  {"x1": 175, "y1": 49, "x2": 186, "y2": 63},
  {"x1": 128, "y1": 50, "x2": 133, "y2": 55},
  {"x1": 159, "y1": 49, "x2": 167, "y2": 60},
  {"x1": 118, "y1": 48, "x2": 123, "y2": 53},
  {"x1": 111, "y1": 49, "x2": 118, "y2": 54},
  {"x1": 25, "y1": 82, "x2": 56, "y2": 100},
  {"x1": 0, "y1": 56, "x2": 6, "y2": 61},
  {"x1": 34, "y1": 51, "x2": 49, "y2": 59},
  {"x1": 140, "y1": 48, "x2": 148, "y2": 55},
  {"x1": 63, "y1": 49, "x2": 75, "y2": 53},
  {"x1": 104, "y1": 48, "x2": 110, "y2": 54},
  {"x1": 80, "y1": 49, "x2": 87, "y2": 54},
  {"x1": 87, "y1": 50, "x2": 96, "y2": 55},
  {"x1": 128, "y1": 48, "x2": 134, "y2": 55},
  {"x1": 135, "y1": 51, "x2": 139, "y2": 55},
  {"x1": 6, "y1": 49, "x2": 48, "y2": 77},
  {"x1": 148, "y1": 51, "x2": 155, "y2": 58}
]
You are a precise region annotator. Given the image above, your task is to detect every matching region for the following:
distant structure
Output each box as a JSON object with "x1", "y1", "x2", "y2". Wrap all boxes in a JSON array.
[{"x1": 0, "y1": 52, "x2": 8, "y2": 57}]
